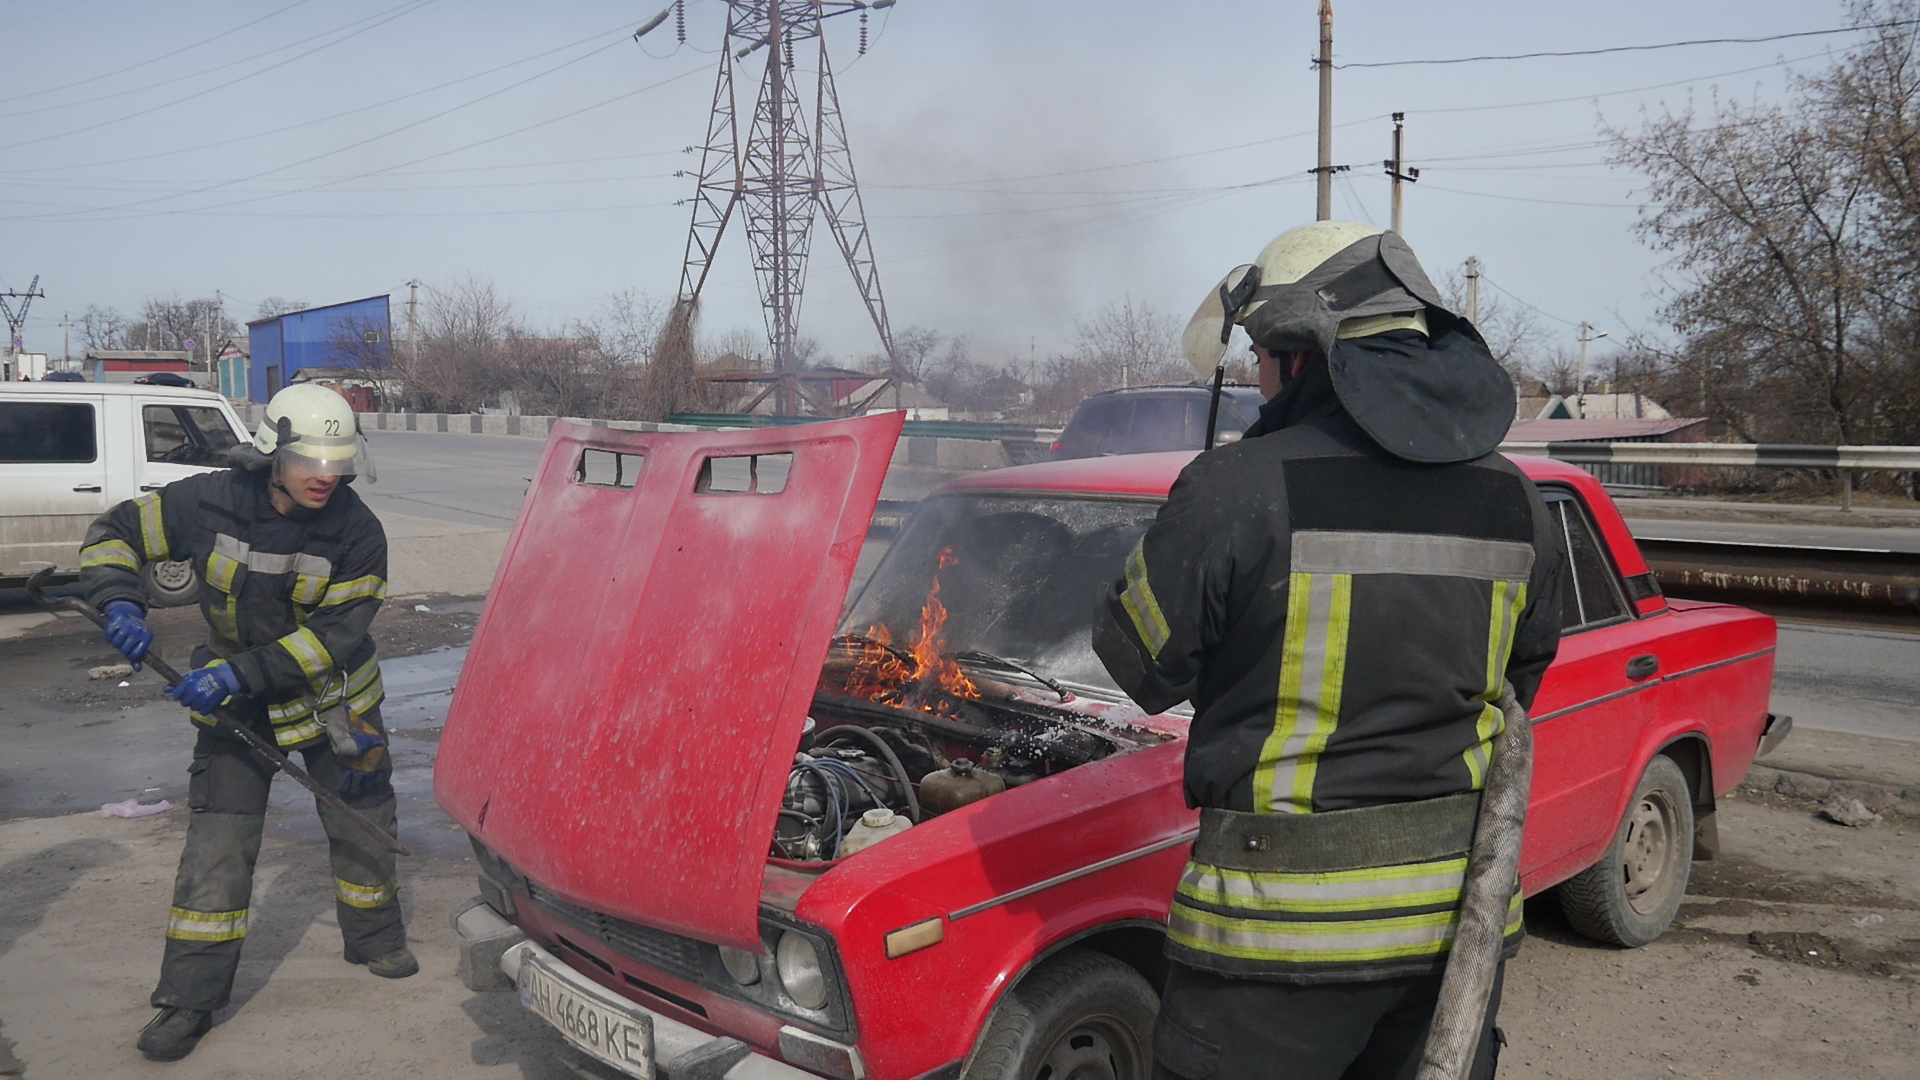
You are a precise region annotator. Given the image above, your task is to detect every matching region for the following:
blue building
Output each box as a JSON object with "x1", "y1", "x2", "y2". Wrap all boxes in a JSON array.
[{"x1": 244, "y1": 295, "x2": 392, "y2": 403}]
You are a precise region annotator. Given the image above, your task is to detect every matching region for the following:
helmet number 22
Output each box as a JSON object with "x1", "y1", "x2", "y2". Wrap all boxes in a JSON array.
[{"x1": 324, "y1": 419, "x2": 341, "y2": 435}]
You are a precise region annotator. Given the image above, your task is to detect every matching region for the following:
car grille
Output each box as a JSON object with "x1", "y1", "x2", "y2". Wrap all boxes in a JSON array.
[{"x1": 523, "y1": 880, "x2": 705, "y2": 983}]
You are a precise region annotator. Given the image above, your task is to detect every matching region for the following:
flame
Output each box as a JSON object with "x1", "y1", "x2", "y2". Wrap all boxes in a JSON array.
[{"x1": 839, "y1": 546, "x2": 979, "y2": 715}]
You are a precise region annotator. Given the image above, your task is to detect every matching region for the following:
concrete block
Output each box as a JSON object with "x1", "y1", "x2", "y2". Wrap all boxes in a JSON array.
[{"x1": 936, "y1": 438, "x2": 1007, "y2": 471}]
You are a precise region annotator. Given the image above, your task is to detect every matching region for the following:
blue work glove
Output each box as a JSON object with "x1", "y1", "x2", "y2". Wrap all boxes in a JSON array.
[
  {"x1": 170, "y1": 663, "x2": 243, "y2": 714},
  {"x1": 101, "y1": 600, "x2": 151, "y2": 670},
  {"x1": 334, "y1": 716, "x2": 391, "y2": 798}
]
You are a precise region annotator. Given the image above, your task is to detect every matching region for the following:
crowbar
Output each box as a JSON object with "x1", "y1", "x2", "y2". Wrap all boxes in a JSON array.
[{"x1": 25, "y1": 568, "x2": 411, "y2": 856}]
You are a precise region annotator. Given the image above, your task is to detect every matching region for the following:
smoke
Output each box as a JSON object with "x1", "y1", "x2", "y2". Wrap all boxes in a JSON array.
[{"x1": 641, "y1": 296, "x2": 700, "y2": 420}]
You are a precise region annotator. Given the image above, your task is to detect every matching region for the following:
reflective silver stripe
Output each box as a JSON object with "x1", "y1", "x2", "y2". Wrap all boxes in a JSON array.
[
  {"x1": 1291, "y1": 531, "x2": 1535, "y2": 581},
  {"x1": 80, "y1": 539, "x2": 140, "y2": 571},
  {"x1": 135, "y1": 493, "x2": 168, "y2": 561},
  {"x1": 1119, "y1": 539, "x2": 1171, "y2": 658},
  {"x1": 334, "y1": 876, "x2": 396, "y2": 909},
  {"x1": 1179, "y1": 860, "x2": 1467, "y2": 909},
  {"x1": 1259, "y1": 572, "x2": 1350, "y2": 814},
  {"x1": 319, "y1": 575, "x2": 386, "y2": 608},
  {"x1": 213, "y1": 533, "x2": 332, "y2": 578},
  {"x1": 1168, "y1": 904, "x2": 1461, "y2": 959},
  {"x1": 167, "y1": 906, "x2": 248, "y2": 942},
  {"x1": 278, "y1": 627, "x2": 332, "y2": 680}
]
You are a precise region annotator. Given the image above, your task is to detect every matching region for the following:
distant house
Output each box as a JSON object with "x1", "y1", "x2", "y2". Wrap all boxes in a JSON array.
[
  {"x1": 1507, "y1": 416, "x2": 1709, "y2": 489},
  {"x1": 86, "y1": 350, "x2": 194, "y2": 386},
  {"x1": 1518, "y1": 391, "x2": 1671, "y2": 422},
  {"x1": 977, "y1": 374, "x2": 1034, "y2": 415},
  {"x1": 845, "y1": 379, "x2": 950, "y2": 421},
  {"x1": 289, "y1": 367, "x2": 389, "y2": 413},
  {"x1": 245, "y1": 295, "x2": 391, "y2": 403}
]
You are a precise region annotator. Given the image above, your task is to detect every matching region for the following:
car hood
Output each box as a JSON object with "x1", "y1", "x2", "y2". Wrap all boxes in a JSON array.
[{"x1": 434, "y1": 413, "x2": 902, "y2": 950}]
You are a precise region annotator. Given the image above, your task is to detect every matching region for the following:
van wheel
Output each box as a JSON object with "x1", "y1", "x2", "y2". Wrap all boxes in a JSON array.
[
  {"x1": 1559, "y1": 754, "x2": 1695, "y2": 947},
  {"x1": 143, "y1": 560, "x2": 200, "y2": 608},
  {"x1": 964, "y1": 948, "x2": 1157, "y2": 1080}
]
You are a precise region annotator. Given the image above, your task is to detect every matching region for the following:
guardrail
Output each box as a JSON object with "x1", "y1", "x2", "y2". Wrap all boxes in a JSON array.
[
  {"x1": 1499, "y1": 441, "x2": 1920, "y2": 470},
  {"x1": 1635, "y1": 536, "x2": 1920, "y2": 630}
]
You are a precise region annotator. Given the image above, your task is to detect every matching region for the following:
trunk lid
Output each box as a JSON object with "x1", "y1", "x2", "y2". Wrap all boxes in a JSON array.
[{"x1": 435, "y1": 413, "x2": 902, "y2": 950}]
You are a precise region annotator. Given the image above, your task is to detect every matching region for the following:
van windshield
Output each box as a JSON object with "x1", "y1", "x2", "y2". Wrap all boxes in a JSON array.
[{"x1": 841, "y1": 493, "x2": 1163, "y2": 695}]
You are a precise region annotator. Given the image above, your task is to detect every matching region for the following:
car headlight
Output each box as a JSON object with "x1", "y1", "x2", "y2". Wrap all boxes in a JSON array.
[
  {"x1": 775, "y1": 931, "x2": 827, "y2": 1010},
  {"x1": 719, "y1": 945, "x2": 761, "y2": 986}
]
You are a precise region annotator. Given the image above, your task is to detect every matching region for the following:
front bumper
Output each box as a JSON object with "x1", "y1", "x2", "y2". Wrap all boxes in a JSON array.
[{"x1": 453, "y1": 898, "x2": 852, "y2": 1080}]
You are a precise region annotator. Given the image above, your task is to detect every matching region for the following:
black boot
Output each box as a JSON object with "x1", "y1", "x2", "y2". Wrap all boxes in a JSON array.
[
  {"x1": 137, "y1": 1007, "x2": 212, "y2": 1062},
  {"x1": 346, "y1": 945, "x2": 418, "y2": 979}
]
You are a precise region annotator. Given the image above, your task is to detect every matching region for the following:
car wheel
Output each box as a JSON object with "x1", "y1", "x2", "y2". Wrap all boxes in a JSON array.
[
  {"x1": 1558, "y1": 754, "x2": 1695, "y2": 947},
  {"x1": 143, "y1": 560, "x2": 201, "y2": 608},
  {"x1": 964, "y1": 948, "x2": 1158, "y2": 1080}
]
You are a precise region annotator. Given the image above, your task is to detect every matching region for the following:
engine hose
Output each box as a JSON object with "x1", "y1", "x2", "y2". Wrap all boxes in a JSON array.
[
  {"x1": 1417, "y1": 684, "x2": 1533, "y2": 1080},
  {"x1": 814, "y1": 724, "x2": 924, "y2": 824}
]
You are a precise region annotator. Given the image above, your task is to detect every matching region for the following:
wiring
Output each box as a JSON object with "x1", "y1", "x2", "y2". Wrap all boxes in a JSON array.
[
  {"x1": 0, "y1": 0, "x2": 313, "y2": 106},
  {"x1": 1479, "y1": 273, "x2": 1582, "y2": 327},
  {"x1": 1335, "y1": 20, "x2": 1919, "y2": 68}
]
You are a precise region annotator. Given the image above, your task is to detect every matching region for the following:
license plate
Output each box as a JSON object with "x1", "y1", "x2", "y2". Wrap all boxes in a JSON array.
[{"x1": 519, "y1": 948, "x2": 655, "y2": 1078}]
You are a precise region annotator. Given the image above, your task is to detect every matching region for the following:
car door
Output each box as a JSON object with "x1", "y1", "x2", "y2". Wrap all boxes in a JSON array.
[
  {"x1": 135, "y1": 397, "x2": 247, "y2": 494},
  {"x1": 1520, "y1": 486, "x2": 1666, "y2": 890},
  {"x1": 0, "y1": 394, "x2": 108, "y2": 575}
]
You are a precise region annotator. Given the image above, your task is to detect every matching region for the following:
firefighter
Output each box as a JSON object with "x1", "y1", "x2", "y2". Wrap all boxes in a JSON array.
[
  {"x1": 84, "y1": 383, "x2": 414, "y2": 1062},
  {"x1": 1093, "y1": 222, "x2": 1565, "y2": 1080}
]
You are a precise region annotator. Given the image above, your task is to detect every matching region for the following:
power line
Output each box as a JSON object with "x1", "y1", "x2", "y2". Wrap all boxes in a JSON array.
[
  {"x1": 1480, "y1": 273, "x2": 1581, "y2": 326},
  {"x1": 1419, "y1": 183, "x2": 1634, "y2": 209},
  {"x1": 0, "y1": 0, "x2": 313, "y2": 106},
  {"x1": 1335, "y1": 20, "x2": 1919, "y2": 69},
  {"x1": 0, "y1": 0, "x2": 436, "y2": 154}
]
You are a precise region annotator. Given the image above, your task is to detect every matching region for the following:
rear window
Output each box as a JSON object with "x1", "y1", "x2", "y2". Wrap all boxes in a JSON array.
[
  {"x1": 1545, "y1": 491, "x2": 1630, "y2": 631},
  {"x1": 0, "y1": 401, "x2": 97, "y2": 463},
  {"x1": 144, "y1": 404, "x2": 242, "y2": 467}
]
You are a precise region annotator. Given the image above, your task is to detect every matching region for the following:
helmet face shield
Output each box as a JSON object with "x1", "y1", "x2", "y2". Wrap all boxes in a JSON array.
[{"x1": 276, "y1": 432, "x2": 376, "y2": 481}]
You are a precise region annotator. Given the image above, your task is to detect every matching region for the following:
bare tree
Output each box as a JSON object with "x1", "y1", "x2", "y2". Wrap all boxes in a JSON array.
[
  {"x1": 79, "y1": 304, "x2": 129, "y2": 351},
  {"x1": 1439, "y1": 267, "x2": 1547, "y2": 380},
  {"x1": 255, "y1": 297, "x2": 309, "y2": 319}
]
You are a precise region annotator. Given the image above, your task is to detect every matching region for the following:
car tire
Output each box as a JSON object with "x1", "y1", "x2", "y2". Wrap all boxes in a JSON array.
[
  {"x1": 1558, "y1": 754, "x2": 1695, "y2": 947},
  {"x1": 143, "y1": 560, "x2": 201, "y2": 608},
  {"x1": 963, "y1": 948, "x2": 1158, "y2": 1080}
]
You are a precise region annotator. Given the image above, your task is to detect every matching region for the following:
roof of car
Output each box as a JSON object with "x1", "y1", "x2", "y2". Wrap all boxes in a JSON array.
[
  {"x1": 1080, "y1": 383, "x2": 1263, "y2": 400},
  {"x1": 938, "y1": 449, "x2": 1594, "y2": 499},
  {"x1": 0, "y1": 381, "x2": 227, "y2": 400}
]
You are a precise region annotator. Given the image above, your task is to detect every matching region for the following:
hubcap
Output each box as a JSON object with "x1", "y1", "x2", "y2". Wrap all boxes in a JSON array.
[
  {"x1": 1034, "y1": 1016, "x2": 1139, "y2": 1080},
  {"x1": 151, "y1": 560, "x2": 194, "y2": 590},
  {"x1": 1620, "y1": 788, "x2": 1679, "y2": 915}
]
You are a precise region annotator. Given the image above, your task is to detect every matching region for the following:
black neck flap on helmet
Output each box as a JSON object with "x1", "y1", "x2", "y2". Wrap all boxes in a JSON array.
[{"x1": 1236, "y1": 232, "x2": 1513, "y2": 464}]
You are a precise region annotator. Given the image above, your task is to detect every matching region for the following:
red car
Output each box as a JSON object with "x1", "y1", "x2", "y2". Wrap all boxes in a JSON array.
[{"x1": 437, "y1": 414, "x2": 1782, "y2": 1080}]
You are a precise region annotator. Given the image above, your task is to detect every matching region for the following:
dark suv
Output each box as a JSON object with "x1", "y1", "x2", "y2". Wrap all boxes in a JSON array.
[{"x1": 1051, "y1": 384, "x2": 1266, "y2": 459}]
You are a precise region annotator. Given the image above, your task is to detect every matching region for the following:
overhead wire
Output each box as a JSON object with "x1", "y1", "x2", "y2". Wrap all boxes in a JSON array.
[
  {"x1": 1335, "y1": 20, "x2": 1919, "y2": 68},
  {"x1": 1479, "y1": 273, "x2": 1582, "y2": 327},
  {"x1": 0, "y1": 0, "x2": 437, "y2": 154},
  {"x1": 0, "y1": 0, "x2": 313, "y2": 106}
]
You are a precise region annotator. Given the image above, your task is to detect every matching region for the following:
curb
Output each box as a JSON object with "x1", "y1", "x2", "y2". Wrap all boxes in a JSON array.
[{"x1": 1739, "y1": 763, "x2": 1920, "y2": 819}]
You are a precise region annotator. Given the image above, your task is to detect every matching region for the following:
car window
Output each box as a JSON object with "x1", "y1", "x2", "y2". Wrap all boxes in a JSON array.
[
  {"x1": 0, "y1": 402, "x2": 97, "y2": 463},
  {"x1": 1071, "y1": 399, "x2": 1129, "y2": 439},
  {"x1": 1543, "y1": 490, "x2": 1630, "y2": 631},
  {"x1": 1126, "y1": 397, "x2": 1190, "y2": 452},
  {"x1": 144, "y1": 404, "x2": 242, "y2": 467}
]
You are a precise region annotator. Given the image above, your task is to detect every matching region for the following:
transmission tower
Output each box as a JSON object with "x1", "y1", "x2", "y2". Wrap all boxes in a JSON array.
[
  {"x1": 673, "y1": 0, "x2": 899, "y2": 416},
  {"x1": 0, "y1": 275, "x2": 43, "y2": 381}
]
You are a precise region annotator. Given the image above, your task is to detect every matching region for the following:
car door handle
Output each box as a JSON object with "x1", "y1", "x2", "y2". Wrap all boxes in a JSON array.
[
  {"x1": 140, "y1": 484, "x2": 165, "y2": 491},
  {"x1": 72, "y1": 484, "x2": 102, "y2": 492},
  {"x1": 1626, "y1": 654, "x2": 1660, "y2": 680}
]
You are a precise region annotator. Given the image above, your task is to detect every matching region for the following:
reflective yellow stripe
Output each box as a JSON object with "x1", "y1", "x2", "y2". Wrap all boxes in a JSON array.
[
  {"x1": 265, "y1": 656, "x2": 382, "y2": 749},
  {"x1": 208, "y1": 590, "x2": 240, "y2": 650},
  {"x1": 1176, "y1": 857, "x2": 1470, "y2": 915},
  {"x1": 319, "y1": 574, "x2": 386, "y2": 608},
  {"x1": 133, "y1": 493, "x2": 168, "y2": 561},
  {"x1": 1168, "y1": 903, "x2": 1463, "y2": 963},
  {"x1": 79, "y1": 538, "x2": 140, "y2": 572},
  {"x1": 206, "y1": 550, "x2": 242, "y2": 593},
  {"x1": 274, "y1": 715, "x2": 326, "y2": 748},
  {"x1": 1253, "y1": 572, "x2": 1352, "y2": 814},
  {"x1": 334, "y1": 876, "x2": 397, "y2": 909},
  {"x1": 1118, "y1": 539, "x2": 1172, "y2": 658},
  {"x1": 277, "y1": 627, "x2": 332, "y2": 680},
  {"x1": 167, "y1": 906, "x2": 248, "y2": 942},
  {"x1": 291, "y1": 572, "x2": 329, "y2": 606},
  {"x1": 1466, "y1": 580, "x2": 1528, "y2": 787}
]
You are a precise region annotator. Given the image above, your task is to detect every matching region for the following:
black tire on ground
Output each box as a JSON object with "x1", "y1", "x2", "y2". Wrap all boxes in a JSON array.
[
  {"x1": 1558, "y1": 753, "x2": 1696, "y2": 947},
  {"x1": 143, "y1": 560, "x2": 200, "y2": 608},
  {"x1": 963, "y1": 947, "x2": 1159, "y2": 1080}
]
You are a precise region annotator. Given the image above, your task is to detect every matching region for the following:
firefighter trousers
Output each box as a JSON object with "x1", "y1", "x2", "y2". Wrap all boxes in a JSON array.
[
  {"x1": 1151, "y1": 959, "x2": 1506, "y2": 1080},
  {"x1": 152, "y1": 718, "x2": 406, "y2": 1013}
]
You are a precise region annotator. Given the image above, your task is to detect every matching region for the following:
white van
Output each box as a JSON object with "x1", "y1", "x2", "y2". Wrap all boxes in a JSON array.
[{"x1": 0, "y1": 381, "x2": 253, "y2": 604}]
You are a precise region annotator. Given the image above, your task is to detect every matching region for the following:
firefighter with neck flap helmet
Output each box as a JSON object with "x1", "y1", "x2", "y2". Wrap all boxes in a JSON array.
[
  {"x1": 80, "y1": 383, "x2": 412, "y2": 1063},
  {"x1": 1094, "y1": 222, "x2": 1566, "y2": 1080}
]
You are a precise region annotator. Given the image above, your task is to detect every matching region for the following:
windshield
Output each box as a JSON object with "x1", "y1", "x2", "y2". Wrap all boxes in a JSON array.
[{"x1": 840, "y1": 493, "x2": 1163, "y2": 696}]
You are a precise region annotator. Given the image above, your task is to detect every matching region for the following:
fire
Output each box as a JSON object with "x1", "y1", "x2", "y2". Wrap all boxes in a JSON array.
[{"x1": 840, "y1": 547, "x2": 980, "y2": 715}]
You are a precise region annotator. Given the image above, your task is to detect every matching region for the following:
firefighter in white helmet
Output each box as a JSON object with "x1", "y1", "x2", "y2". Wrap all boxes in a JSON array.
[
  {"x1": 83, "y1": 384, "x2": 413, "y2": 1062},
  {"x1": 1096, "y1": 223, "x2": 1567, "y2": 1079}
]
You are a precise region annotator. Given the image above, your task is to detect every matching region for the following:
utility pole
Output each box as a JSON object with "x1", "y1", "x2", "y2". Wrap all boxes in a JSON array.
[
  {"x1": 1576, "y1": 321, "x2": 1607, "y2": 419},
  {"x1": 0, "y1": 275, "x2": 43, "y2": 382},
  {"x1": 1314, "y1": 0, "x2": 1334, "y2": 221},
  {"x1": 1463, "y1": 257, "x2": 1480, "y2": 326},
  {"x1": 59, "y1": 312, "x2": 70, "y2": 371},
  {"x1": 1383, "y1": 112, "x2": 1419, "y2": 235},
  {"x1": 406, "y1": 279, "x2": 420, "y2": 368}
]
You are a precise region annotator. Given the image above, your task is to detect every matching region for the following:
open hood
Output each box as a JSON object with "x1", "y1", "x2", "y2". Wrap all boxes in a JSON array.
[{"x1": 435, "y1": 413, "x2": 903, "y2": 950}]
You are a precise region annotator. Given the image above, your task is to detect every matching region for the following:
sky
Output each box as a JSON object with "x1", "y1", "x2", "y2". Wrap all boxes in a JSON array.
[{"x1": 0, "y1": 0, "x2": 1869, "y2": 372}]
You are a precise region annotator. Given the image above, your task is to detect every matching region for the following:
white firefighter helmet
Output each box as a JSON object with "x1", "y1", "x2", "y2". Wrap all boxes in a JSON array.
[{"x1": 254, "y1": 384, "x2": 375, "y2": 481}]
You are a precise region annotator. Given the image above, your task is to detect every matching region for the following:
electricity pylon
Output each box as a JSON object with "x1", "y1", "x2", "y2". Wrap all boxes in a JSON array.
[{"x1": 673, "y1": 1, "x2": 899, "y2": 416}]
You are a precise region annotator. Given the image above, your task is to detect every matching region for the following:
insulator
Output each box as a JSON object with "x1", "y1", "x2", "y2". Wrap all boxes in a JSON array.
[
  {"x1": 783, "y1": 35, "x2": 794, "y2": 68},
  {"x1": 859, "y1": 10, "x2": 868, "y2": 54},
  {"x1": 675, "y1": 0, "x2": 685, "y2": 43}
]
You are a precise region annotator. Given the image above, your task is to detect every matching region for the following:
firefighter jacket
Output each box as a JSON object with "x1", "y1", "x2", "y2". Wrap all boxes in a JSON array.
[
  {"x1": 79, "y1": 467, "x2": 388, "y2": 750},
  {"x1": 1092, "y1": 359, "x2": 1564, "y2": 984}
]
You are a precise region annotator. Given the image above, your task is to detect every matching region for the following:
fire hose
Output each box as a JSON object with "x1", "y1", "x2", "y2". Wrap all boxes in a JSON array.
[
  {"x1": 24, "y1": 567, "x2": 410, "y2": 856},
  {"x1": 1416, "y1": 683, "x2": 1531, "y2": 1080}
]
